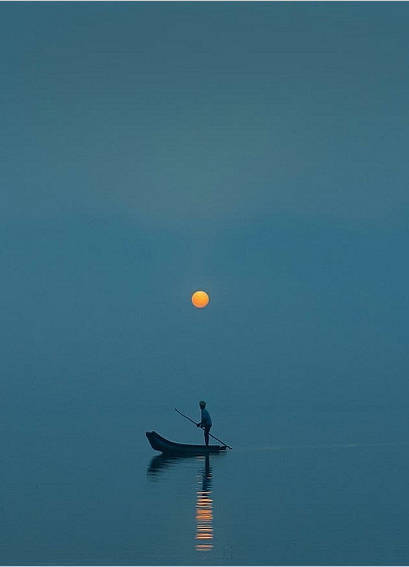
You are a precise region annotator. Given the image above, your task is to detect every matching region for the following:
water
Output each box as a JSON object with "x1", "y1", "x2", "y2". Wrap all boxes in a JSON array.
[{"x1": 2, "y1": 400, "x2": 409, "y2": 565}]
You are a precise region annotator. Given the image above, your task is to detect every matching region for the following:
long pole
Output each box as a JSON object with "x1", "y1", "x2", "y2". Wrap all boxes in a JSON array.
[{"x1": 175, "y1": 408, "x2": 232, "y2": 449}]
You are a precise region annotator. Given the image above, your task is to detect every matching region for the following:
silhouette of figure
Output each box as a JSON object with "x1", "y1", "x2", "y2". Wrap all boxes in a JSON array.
[{"x1": 197, "y1": 401, "x2": 212, "y2": 446}]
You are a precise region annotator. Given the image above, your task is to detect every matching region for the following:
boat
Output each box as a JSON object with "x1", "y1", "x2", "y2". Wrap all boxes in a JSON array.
[{"x1": 146, "y1": 431, "x2": 228, "y2": 455}]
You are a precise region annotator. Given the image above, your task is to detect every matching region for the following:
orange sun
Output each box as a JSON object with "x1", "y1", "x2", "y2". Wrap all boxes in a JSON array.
[{"x1": 192, "y1": 290, "x2": 210, "y2": 309}]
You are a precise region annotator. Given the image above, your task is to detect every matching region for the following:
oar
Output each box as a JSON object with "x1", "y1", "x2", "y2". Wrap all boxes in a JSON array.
[{"x1": 175, "y1": 408, "x2": 232, "y2": 449}]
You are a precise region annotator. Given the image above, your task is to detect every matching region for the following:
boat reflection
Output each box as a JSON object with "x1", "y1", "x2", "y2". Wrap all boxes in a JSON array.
[
  {"x1": 147, "y1": 454, "x2": 186, "y2": 477},
  {"x1": 147, "y1": 453, "x2": 222, "y2": 552}
]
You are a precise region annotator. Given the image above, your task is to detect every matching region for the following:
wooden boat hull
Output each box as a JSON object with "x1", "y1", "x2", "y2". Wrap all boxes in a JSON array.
[{"x1": 146, "y1": 431, "x2": 227, "y2": 455}]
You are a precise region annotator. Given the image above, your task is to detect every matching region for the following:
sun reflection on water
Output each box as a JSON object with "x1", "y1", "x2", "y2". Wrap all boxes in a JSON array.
[
  {"x1": 147, "y1": 451, "x2": 222, "y2": 554},
  {"x1": 195, "y1": 455, "x2": 213, "y2": 551}
]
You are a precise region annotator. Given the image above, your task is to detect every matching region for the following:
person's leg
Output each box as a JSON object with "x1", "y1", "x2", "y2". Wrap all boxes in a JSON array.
[{"x1": 204, "y1": 426, "x2": 210, "y2": 446}]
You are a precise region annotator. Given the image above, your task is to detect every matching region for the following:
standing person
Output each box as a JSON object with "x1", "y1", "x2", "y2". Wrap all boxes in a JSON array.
[{"x1": 197, "y1": 401, "x2": 212, "y2": 446}]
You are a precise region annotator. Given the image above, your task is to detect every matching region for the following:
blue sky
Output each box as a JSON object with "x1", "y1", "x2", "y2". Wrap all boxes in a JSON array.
[{"x1": 1, "y1": 2, "x2": 408, "y2": 421}]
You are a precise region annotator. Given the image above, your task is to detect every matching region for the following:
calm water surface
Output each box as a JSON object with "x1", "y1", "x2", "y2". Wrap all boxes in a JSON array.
[{"x1": 2, "y1": 401, "x2": 409, "y2": 565}]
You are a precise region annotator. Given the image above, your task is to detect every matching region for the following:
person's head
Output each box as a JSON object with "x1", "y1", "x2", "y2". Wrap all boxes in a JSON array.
[{"x1": 199, "y1": 400, "x2": 206, "y2": 409}]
